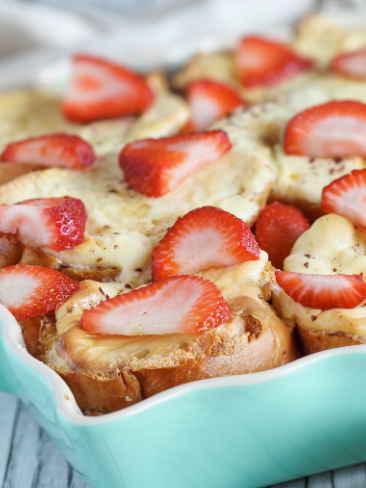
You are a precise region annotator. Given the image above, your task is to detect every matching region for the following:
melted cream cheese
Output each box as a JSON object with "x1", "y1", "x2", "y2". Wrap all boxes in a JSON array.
[
  {"x1": 272, "y1": 213, "x2": 366, "y2": 338},
  {"x1": 53, "y1": 252, "x2": 274, "y2": 371},
  {"x1": 0, "y1": 106, "x2": 276, "y2": 286}
]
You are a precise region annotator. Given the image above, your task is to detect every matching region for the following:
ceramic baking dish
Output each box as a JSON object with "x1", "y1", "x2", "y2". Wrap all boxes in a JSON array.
[
  {"x1": 2, "y1": 305, "x2": 366, "y2": 488},
  {"x1": 2, "y1": 8, "x2": 366, "y2": 487}
]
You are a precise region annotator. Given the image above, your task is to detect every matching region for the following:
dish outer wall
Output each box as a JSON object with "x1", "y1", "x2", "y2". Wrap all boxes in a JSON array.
[{"x1": 1, "y1": 305, "x2": 366, "y2": 488}]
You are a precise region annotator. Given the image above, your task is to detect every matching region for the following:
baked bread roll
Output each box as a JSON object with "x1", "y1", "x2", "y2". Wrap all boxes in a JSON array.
[
  {"x1": 0, "y1": 107, "x2": 276, "y2": 285},
  {"x1": 272, "y1": 214, "x2": 366, "y2": 354},
  {"x1": 38, "y1": 254, "x2": 298, "y2": 414}
]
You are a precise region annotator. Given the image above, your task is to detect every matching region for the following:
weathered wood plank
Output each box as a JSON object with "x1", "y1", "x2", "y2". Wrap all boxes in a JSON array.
[
  {"x1": 307, "y1": 472, "x2": 334, "y2": 488},
  {"x1": 0, "y1": 393, "x2": 19, "y2": 487},
  {"x1": 272, "y1": 477, "x2": 306, "y2": 488},
  {"x1": 68, "y1": 469, "x2": 90, "y2": 488},
  {"x1": 333, "y1": 464, "x2": 366, "y2": 488},
  {"x1": 3, "y1": 403, "x2": 40, "y2": 488},
  {"x1": 33, "y1": 430, "x2": 69, "y2": 488}
]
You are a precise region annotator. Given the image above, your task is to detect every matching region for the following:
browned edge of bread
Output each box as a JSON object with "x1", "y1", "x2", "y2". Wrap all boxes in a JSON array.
[
  {"x1": 19, "y1": 316, "x2": 42, "y2": 358},
  {"x1": 13, "y1": 244, "x2": 122, "y2": 282},
  {"x1": 297, "y1": 323, "x2": 365, "y2": 355},
  {"x1": 39, "y1": 315, "x2": 298, "y2": 415}
]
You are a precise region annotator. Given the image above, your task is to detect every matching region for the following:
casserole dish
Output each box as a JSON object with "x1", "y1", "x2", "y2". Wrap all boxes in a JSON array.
[
  {"x1": 3, "y1": 305, "x2": 366, "y2": 488},
  {"x1": 2, "y1": 10, "x2": 366, "y2": 488}
]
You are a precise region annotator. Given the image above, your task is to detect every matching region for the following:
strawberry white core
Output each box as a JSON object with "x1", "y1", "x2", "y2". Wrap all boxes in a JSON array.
[
  {"x1": 190, "y1": 97, "x2": 221, "y2": 131},
  {"x1": 0, "y1": 205, "x2": 52, "y2": 245},
  {"x1": 165, "y1": 139, "x2": 225, "y2": 192},
  {"x1": 81, "y1": 276, "x2": 228, "y2": 335},
  {"x1": 340, "y1": 54, "x2": 366, "y2": 78},
  {"x1": 323, "y1": 186, "x2": 366, "y2": 227},
  {"x1": 0, "y1": 271, "x2": 39, "y2": 307},
  {"x1": 67, "y1": 61, "x2": 132, "y2": 103},
  {"x1": 172, "y1": 228, "x2": 240, "y2": 274},
  {"x1": 306, "y1": 116, "x2": 366, "y2": 157},
  {"x1": 5, "y1": 139, "x2": 65, "y2": 166}
]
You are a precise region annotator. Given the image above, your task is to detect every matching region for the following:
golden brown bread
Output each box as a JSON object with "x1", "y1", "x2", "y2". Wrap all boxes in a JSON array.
[
  {"x1": 36, "y1": 260, "x2": 298, "y2": 415},
  {"x1": 297, "y1": 323, "x2": 365, "y2": 355},
  {"x1": 18, "y1": 316, "x2": 42, "y2": 358},
  {"x1": 40, "y1": 316, "x2": 297, "y2": 414}
]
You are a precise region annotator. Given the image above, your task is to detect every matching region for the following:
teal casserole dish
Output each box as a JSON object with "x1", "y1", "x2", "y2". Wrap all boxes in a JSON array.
[{"x1": 2, "y1": 304, "x2": 366, "y2": 488}]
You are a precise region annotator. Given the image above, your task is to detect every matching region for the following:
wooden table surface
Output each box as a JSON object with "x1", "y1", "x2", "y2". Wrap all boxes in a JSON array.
[{"x1": 2, "y1": 392, "x2": 366, "y2": 488}]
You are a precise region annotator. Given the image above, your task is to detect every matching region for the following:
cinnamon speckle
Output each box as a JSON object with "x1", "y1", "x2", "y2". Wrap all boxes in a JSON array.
[
  {"x1": 135, "y1": 268, "x2": 142, "y2": 272},
  {"x1": 311, "y1": 315, "x2": 317, "y2": 321},
  {"x1": 305, "y1": 253, "x2": 311, "y2": 258},
  {"x1": 99, "y1": 287, "x2": 105, "y2": 296},
  {"x1": 304, "y1": 262, "x2": 309, "y2": 268}
]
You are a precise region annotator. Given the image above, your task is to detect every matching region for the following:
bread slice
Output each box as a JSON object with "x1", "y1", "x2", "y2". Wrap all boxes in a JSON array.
[
  {"x1": 297, "y1": 323, "x2": 365, "y2": 355},
  {"x1": 38, "y1": 257, "x2": 298, "y2": 415},
  {"x1": 272, "y1": 214, "x2": 366, "y2": 355}
]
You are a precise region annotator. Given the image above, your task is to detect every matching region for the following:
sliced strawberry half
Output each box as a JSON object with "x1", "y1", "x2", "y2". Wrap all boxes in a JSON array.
[
  {"x1": 255, "y1": 202, "x2": 310, "y2": 270},
  {"x1": 0, "y1": 264, "x2": 79, "y2": 320},
  {"x1": 321, "y1": 169, "x2": 366, "y2": 227},
  {"x1": 331, "y1": 48, "x2": 366, "y2": 80},
  {"x1": 81, "y1": 275, "x2": 230, "y2": 335},
  {"x1": 284, "y1": 100, "x2": 366, "y2": 158},
  {"x1": 276, "y1": 271, "x2": 366, "y2": 310},
  {"x1": 119, "y1": 130, "x2": 232, "y2": 197},
  {"x1": 235, "y1": 36, "x2": 313, "y2": 88},
  {"x1": 152, "y1": 206, "x2": 260, "y2": 281},
  {"x1": 0, "y1": 196, "x2": 87, "y2": 252},
  {"x1": 187, "y1": 79, "x2": 246, "y2": 131},
  {"x1": 62, "y1": 54, "x2": 154, "y2": 123},
  {"x1": 1, "y1": 134, "x2": 95, "y2": 169}
]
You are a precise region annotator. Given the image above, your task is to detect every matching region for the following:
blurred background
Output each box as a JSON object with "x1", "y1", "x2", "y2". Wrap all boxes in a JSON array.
[{"x1": 1, "y1": 0, "x2": 365, "y2": 72}]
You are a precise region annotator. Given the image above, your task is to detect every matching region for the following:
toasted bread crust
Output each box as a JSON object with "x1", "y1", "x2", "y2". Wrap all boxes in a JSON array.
[
  {"x1": 39, "y1": 314, "x2": 298, "y2": 414},
  {"x1": 297, "y1": 323, "x2": 365, "y2": 355},
  {"x1": 9, "y1": 244, "x2": 121, "y2": 282},
  {"x1": 0, "y1": 233, "x2": 23, "y2": 268},
  {"x1": 18, "y1": 317, "x2": 42, "y2": 358}
]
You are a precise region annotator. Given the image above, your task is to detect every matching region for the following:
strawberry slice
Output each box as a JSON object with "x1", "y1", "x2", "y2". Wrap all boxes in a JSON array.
[
  {"x1": 119, "y1": 130, "x2": 231, "y2": 197},
  {"x1": 331, "y1": 48, "x2": 366, "y2": 80},
  {"x1": 62, "y1": 54, "x2": 154, "y2": 123},
  {"x1": 187, "y1": 79, "x2": 246, "y2": 131},
  {"x1": 152, "y1": 206, "x2": 260, "y2": 281},
  {"x1": 81, "y1": 275, "x2": 230, "y2": 335},
  {"x1": 321, "y1": 169, "x2": 366, "y2": 227},
  {"x1": 255, "y1": 202, "x2": 310, "y2": 270},
  {"x1": 1, "y1": 134, "x2": 95, "y2": 169},
  {"x1": 235, "y1": 36, "x2": 313, "y2": 88},
  {"x1": 0, "y1": 264, "x2": 79, "y2": 320},
  {"x1": 276, "y1": 271, "x2": 366, "y2": 310},
  {"x1": 284, "y1": 100, "x2": 366, "y2": 158},
  {"x1": 0, "y1": 197, "x2": 87, "y2": 252}
]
